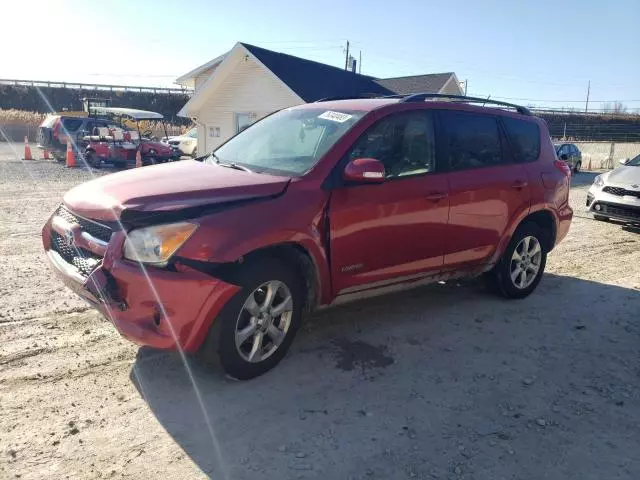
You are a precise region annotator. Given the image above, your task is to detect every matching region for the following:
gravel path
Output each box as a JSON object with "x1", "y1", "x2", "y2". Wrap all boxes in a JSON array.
[{"x1": 1, "y1": 142, "x2": 639, "y2": 480}]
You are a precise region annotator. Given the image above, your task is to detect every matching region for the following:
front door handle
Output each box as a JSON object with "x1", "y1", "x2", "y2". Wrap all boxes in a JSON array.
[
  {"x1": 511, "y1": 180, "x2": 528, "y2": 190},
  {"x1": 425, "y1": 191, "x2": 448, "y2": 201}
]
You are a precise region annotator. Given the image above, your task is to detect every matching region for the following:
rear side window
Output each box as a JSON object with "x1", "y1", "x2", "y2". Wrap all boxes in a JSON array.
[
  {"x1": 441, "y1": 111, "x2": 504, "y2": 170},
  {"x1": 502, "y1": 117, "x2": 540, "y2": 163},
  {"x1": 61, "y1": 118, "x2": 84, "y2": 132}
]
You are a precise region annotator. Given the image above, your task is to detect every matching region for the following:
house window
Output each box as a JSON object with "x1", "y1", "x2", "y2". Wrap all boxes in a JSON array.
[{"x1": 236, "y1": 112, "x2": 256, "y2": 133}]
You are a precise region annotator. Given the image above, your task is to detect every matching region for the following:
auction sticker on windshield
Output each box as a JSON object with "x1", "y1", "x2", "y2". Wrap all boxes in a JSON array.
[{"x1": 318, "y1": 111, "x2": 353, "y2": 123}]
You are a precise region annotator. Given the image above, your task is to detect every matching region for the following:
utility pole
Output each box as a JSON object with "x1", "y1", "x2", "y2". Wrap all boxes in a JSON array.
[
  {"x1": 344, "y1": 40, "x2": 350, "y2": 70},
  {"x1": 585, "y1": 80, "x2": 590, "y2": 113},
  {"x1": 359, "y1": 50, "x2": 362, "y2": 74},
  {"x1": 464, "y1": 79, "x2": 468, "y2": 96}
]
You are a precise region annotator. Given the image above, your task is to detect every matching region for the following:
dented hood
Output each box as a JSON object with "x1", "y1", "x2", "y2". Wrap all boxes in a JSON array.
[{"x1": 63, "y1": 160, "x2": 290, "y2": 221}]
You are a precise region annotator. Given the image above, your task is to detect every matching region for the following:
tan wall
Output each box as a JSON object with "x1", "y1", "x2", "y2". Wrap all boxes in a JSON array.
[
  {"x1": 573, "y1": 142, "x2": 640, "y2": 170},
  {"x1": 195, "y1": 57, "x2": 301, "y2": 153},
  {"x1": 439, "y1": 77, "x2": 463, "y2": 95}
]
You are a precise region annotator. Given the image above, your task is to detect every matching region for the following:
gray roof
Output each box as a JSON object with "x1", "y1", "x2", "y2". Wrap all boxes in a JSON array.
[
  {"x1": 375, "y1": 73, "x2": 455, "y2": 95},
  {"x1": 242, "y1": 43, "x2": 393, "y2": 102}
]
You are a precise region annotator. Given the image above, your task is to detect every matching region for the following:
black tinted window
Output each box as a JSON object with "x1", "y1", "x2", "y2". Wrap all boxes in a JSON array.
[
  {"x1": 442, "y1": 111, "x2": 503, "y2": 170},
  {"x1": 61, "y1": 118, "x2": 84, "y2": 132},
  {"x1": 349, "y1": 111, "x2": 436, "y2": 178},
  {"x1": 503, "y1": 117, "x2": 540, "y2": 162}
]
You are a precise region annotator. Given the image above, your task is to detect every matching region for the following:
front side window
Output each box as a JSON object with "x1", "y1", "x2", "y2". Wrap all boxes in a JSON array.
[
  {"x1": 208, "y1": 108, "x2": 365, "y2": 176},
  {"x1": 442, "y1": 111, "x2": 504, "y2": 170},
  {"x1": 503, "y1": 116, "x2": 540, "y2": 163},
  {"x1": 348, "y1": 111, "x2": 436, "y2": 178}
]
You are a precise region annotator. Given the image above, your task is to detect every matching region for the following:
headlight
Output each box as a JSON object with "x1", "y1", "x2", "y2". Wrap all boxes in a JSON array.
[
  {"x1": 593, "y1": 175, "x2": 604, "y2": 187},
  {"x1": 123, "y1": 222, "x2": 197, "y2": 266}
]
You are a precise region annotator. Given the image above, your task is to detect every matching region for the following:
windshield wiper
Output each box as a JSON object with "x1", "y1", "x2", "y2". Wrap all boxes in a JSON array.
[{"x1": 217, "y1": 160, "x2": 253, "y2": 173}]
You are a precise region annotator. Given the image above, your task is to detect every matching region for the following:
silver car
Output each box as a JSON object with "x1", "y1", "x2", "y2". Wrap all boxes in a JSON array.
[{"x1": 587, "y1": 154, "x2": 640, "y2": 223}]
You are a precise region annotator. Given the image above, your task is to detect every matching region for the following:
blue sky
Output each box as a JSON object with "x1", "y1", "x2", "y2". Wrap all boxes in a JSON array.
[{"x1": 2, "y1": 0, "x2": 639, "y2": 110}]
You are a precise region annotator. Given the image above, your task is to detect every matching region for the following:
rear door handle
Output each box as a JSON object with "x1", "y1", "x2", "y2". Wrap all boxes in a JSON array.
[
  {"x1": 425, "y1": 191, "x2": 448, "y2": 201},
  {"x1": 511, "y1": 180, "x2": 528, "y2": 190}
]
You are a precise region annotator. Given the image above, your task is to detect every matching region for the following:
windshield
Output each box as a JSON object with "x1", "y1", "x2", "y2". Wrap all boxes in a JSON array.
[
  {"x1": 205, "y1": 108, "x2": 365, "y2": 176},
  {"x1": 626, "y1": 154, "x2": 640, "y2": 166}
]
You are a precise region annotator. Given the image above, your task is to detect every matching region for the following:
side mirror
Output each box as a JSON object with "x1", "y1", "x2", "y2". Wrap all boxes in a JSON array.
[
  {"x1": 343, "y1": 158, "x2": 385, "y2": 184},
  {"x1": 560, "y1": 153, "x2": 569, "y2": 161},
  {"x1": 619, "y1": 158, "x2": 629, "y2": 165}
]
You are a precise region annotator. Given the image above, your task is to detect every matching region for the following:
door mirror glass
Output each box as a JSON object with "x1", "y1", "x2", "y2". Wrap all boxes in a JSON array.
[{"x1": 343, "y1": 158, "x2": 385, "y2": 184}]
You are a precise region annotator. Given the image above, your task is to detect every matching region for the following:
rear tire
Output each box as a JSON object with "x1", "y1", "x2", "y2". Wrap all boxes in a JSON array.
[
  {"x1": 197, "y1": 259, "x2": 303, "y2": 380},
  {"x1": 487, "y1": 222, "x2": 548, "y2": 299},
  {"x1": 191, "y1": 147, "x2": 198, "y2": 158},
  {"x1": 594, "y1": 214, "x2": 610, "y2": 222}
]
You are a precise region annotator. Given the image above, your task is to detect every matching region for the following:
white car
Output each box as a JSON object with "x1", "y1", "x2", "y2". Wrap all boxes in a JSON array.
[
  {"x1": 587, "y1": 154, "x2": 640, "y2": 223},
  {"x1": 162, "y1": 127, "x2": 198, "y2": 157}
]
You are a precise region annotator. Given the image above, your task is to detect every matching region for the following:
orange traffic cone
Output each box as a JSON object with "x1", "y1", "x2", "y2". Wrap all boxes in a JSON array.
[
  {"x1": 23, "y1": 136, "x2": 33, "y2": 160},
  {"x1": 65, "y1": 138, "x2": 77, "y2": 168},
  {"x1": 43, "y1": 149, "x2": 50, "y2": 160},
  {"x1": 135, "y1": 149, "x2": 143, "y2": 168}
]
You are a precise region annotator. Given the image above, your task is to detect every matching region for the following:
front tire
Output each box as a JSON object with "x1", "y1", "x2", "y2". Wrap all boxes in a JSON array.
[
  {"x1": 197, "y1": 260, "x2": 303, "y2": 380},
  {"x1": 574, "y1": 161, "x2": 581, "y2": 173},
  {"x1": 86, "y1": 152, "x2": 101, "y2": 169},
  {"x1": 488, "y1": 222, "x2": 548, "y2": 299}
]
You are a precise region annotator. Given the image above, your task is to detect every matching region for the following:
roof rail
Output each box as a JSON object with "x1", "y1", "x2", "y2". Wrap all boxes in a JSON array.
[
  {"x1": 314, "y1": 92, "x2": 400, "y2": 102},
  {"x1": 400, "y1": 93, "x2": 531, "y2": 115}
]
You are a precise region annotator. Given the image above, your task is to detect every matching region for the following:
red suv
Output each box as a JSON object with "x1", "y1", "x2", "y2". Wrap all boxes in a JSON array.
[{"x1": 42, "y1": 94, "x2": 573, "y2": 379}]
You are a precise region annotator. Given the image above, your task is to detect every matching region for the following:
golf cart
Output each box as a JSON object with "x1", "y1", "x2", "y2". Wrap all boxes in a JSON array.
[{"x1": 81, "y1": 107, "x2": 180, "y2": 168}]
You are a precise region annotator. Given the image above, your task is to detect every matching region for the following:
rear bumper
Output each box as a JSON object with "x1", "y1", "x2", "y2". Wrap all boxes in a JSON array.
[
  {"x1": 555, "y1": 203, "x2": 573, "y2": 246},
  {"x1": 42, "y1": 219, "x2": 240, "y2": 353}
]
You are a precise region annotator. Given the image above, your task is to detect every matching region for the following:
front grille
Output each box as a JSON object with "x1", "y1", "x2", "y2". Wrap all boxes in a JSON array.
[
  {"x1": 56, "y1": 205, "x2": 112, "y2": 242},
  {"x1": 169, "y1": 140, "x2": 180, "y2": 146},
  {"x1": 597, "y1": 202, "x2": 640, "y2": 221},
  {"x1": 51, "y1": 231, "x2": 102, "y2": 277},
  {"x1": 602, "y1": 186, "x2": 640, "y2": 199}
]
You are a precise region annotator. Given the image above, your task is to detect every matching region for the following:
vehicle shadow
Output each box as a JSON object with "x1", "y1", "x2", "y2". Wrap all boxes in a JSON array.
[
  {"x1": 130, "y1": 273, "x2": 640, "y2": 480},
  {"x1": 571, "y1": 170, "x2": 599, "y2": 187}
]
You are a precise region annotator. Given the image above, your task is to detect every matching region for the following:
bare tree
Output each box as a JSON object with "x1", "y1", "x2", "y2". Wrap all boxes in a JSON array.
[{"x1": 602, "y1": 101, "x2": 627, "y2": 113}]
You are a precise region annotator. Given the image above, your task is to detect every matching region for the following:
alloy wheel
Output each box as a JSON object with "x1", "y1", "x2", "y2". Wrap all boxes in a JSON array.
[
  {"x1": 235, "y1": 280, "x2": 293, "y2": 363},
  {"x1": 510, "y1": 236, "x2": 542, "y2": 289}
]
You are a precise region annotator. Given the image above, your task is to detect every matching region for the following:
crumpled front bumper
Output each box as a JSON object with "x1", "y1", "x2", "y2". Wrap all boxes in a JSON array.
[
  {"x1": 587, "y1": 186, "x2": 640, "y2": 223},
  {"x1": 43, "y1": 218, "x2": 240, "y2": 353}
]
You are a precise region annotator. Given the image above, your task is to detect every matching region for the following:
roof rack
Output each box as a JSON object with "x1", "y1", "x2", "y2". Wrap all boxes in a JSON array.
[{"x1": 399, "y1": 93, "x2": 531, "y2": 115}]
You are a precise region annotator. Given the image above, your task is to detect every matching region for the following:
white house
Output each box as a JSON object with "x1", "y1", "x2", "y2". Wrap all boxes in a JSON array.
[{"x1": 176, "y1": 42, "x2": 463, "y2": 154}]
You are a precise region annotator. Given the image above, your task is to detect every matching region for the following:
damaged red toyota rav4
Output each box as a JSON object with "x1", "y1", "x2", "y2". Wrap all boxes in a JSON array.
[{"x1": 42, "y1": 94, "x2": 572, "y2": 379}]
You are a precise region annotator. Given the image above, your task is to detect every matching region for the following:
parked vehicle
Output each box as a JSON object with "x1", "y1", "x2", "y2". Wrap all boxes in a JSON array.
[
  {"x1": 37, "y1": 109, "x2": 180, "y2": 167},
  {"x1": 554, "y1": 142, "x2": 582, "y2": 172},
  {"x1": 37, "y1": 114, "x2": 118, "y2": 162},
  {"x1": 42, "y1": 94, "x2": 572, "y2": 379},
  {"x1": 587, "y1": 154, "x2": 640, "y2": 223},
  {"x1": 84, "y1": 108, "x2": 180, "y2": 168},
  {"x1": 162, "y1": 127, "x2": 198, "y2": 157}
]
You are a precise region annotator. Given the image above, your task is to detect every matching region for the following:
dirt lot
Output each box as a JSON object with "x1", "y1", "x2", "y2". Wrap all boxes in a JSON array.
[{"x1": 1, "y1": 141, "x2": 639, "y2": 480}]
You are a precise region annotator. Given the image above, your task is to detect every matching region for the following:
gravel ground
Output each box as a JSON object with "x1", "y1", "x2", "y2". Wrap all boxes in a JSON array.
[{"x1": 1, "y1": 141, "x2": 639, "y2": 480}]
